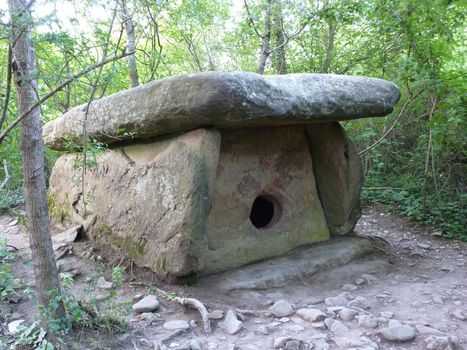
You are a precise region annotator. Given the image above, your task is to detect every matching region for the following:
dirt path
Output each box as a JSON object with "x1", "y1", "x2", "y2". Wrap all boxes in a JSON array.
[{"x1": 0, "y1": 204, "x2": 465, "y2": 350}]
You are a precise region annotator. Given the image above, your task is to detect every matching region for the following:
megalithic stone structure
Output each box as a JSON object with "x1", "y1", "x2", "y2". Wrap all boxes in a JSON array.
[{"x1": 44, "y1": 72, "x2": 400, "y2": 281}]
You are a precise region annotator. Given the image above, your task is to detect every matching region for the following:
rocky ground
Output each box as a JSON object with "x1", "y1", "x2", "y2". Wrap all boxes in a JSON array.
[{"x1": 0, "y1": 204, "x2": 466, "y2": 350}]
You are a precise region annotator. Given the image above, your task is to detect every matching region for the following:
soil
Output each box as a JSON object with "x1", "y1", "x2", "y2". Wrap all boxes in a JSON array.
[{"x1": 0, "y1": 203, "x2": 465, "y2": 350}]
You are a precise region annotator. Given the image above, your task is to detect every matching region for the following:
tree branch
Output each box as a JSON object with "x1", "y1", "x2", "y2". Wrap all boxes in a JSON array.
[
  {"x1": 0, "y1": 44, "x2": 13, "y2": 131},
  {"x1": 358, "y1": 89, "x2": 424, "y2": 156},
  {"x1": 244, "y1": 0, "x2": 263, "y2": 38},
  {"x1": 0, "y1": 50, "x2": 133, "y2": 145}
]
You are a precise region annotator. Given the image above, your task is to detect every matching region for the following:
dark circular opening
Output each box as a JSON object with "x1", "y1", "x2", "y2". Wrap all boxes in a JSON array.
[{"x1": 250, "y1": 195, "x2": 276, "y2": 229}]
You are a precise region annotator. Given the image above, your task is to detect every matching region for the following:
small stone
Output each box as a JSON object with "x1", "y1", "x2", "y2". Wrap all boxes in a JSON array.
[
  {"x1": 330, "y1": 320, "x2": 348, "y2": 333},
  {"x1": 163, "y1": 320, "x2": 190, "y2": 330},
  {"x1": 388, "y1": 319, "x2": 402, "y2": 327},
  {"x1": 7, "y1": 291, "x2": 22, "y2": 304},
  {"x1": 432, "y1": 295, "x2": 444, "y2": 304},
  {"x1": 189, "y1": 339, "x2": 203, "y2": 350},
  {"x1": 325, "y1": 296, "x2": 348, "y2": 307},
  {"x1": 380, "y1": 325, "x2": 416, "y2": 342},
  {"x1": 209, "y1": 309, "x2": 224, "y2": 320},
  {"x1": 324, "y1": 318, "x2": 334, "y2": 330},
  {"x1": 59, "y1": 269, "x2": 81, "y2": 279},
  {"x1": 255, "y1": 325, "x2": 269, "y2": 335},
  {"x1": 221, "y1": 310, "x2": 243, "y2": 335},
  {"x1": 423, "y1": 335, "x2": 455, "y2": 350},
  {"x1": 140, "y1": 312, "x2": 159, "y2": 322},
  {"x1": 8, "y1": 319, "x2": 25, "y2": 334},
  {"x1": 96, "y1": 276, "x2": 113, "y2": 289},
  {"x1": 356, "y1": 315, "x2": 378, "y2": 329},
  {"x1": 279, "y1": 317, "x2": 290, "y2": 323},
  {"x1": 273, "y1": 336, "x2": 293, "y2": 348},
  {"x1": 284, "y1": 340, "x2": 301, "y2": 350},
  {"x1": 417, "y1": 243, "x2": 431, "y2": 249},
  {"x1": 56, "y1": 259, "x2": 74, "y2": 273},
  {"x1": 132, "y1": 295, "x2": 160, "y2": 313},
  {"x1": 9, "y1": 312, "x2": 24, "y2": 321},
  {"x1": 133, "y1": 293, "x2": 144, "y2": 302},
  {"x1": 415, "y1": 325, "x2": 443, "y2": 335},
  {"x1": 296, "y1": 308, "x2": 326, "y2": 322},
  {"x1": 347, "y1": 296, "x2": 370, "y2": 309},
  {"x1": 355, "y1": 278, "x2": 366, "y2": 285},
  {"x1": 431, "y1": 231, "x2": 443, "y2": 237},
  {"x1": 288, "y1": 324, "x2": 305, "y2": 332},
  {"x1": 7, "y1": 219, "x2": 18, "y2": 227},
  {"x1": 451, "y1": 309, "x2": 465, "y2": 321},
  {"x1": 190, "y1": 320, "x2": 197, "y2": 328},
  {"x1": 380, "y1": 311, "x2": 394, "y2": 319},
  {"x1": 338, "y1": 308, "x2": 358, "y2": 321},
  {"x1": 269, "y1": 300, "x2": 295, "y2": 317},
  {"x1": 342, "y1": 284, "x2": 358, "y2": 292}
]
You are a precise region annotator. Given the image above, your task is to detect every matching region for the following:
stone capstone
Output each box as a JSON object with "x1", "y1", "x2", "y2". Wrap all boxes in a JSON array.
[
  {"x1": 380, "y1": 325, "x2": 416, "y2": 342},
  {"x1": 43, "y1": 72, "x2": 400, "y2": 150}
]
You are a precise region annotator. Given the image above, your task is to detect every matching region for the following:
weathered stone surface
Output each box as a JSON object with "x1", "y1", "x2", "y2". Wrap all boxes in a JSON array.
[
  {"x1": 269, "y1": 300, "x2": 295, "y2": 317},
  {"x1": 49, "y1": 128, "x2": 221, "y2": 278},
  {"x1": 380, "y1": 325, "x2": 416, "y2": 342},
  {"x1": 296, "y1": 308, "x2": 326, "y2": 322},
  {"x1": 306, "y1": 122, "x2": 363, "y2": 236},
  {"x1": 201, "y1": 127, "x2": 329, "y2": 275},
  {"x1": 221, "y1": 310, "x2": 243, "y2": 335},
  {"x1": 43, "y1": 72, "x2": 400, "y2": 150},
  {"x1": 163, "y1": 320, "x2": 190, "y2": 330},
  {"x1": 132, "y1": 295, "x2": 160, "y2": 313}
]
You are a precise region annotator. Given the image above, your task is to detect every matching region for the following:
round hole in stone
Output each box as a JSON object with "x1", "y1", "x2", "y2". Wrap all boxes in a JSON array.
[{"x1": 249, "y1": 194, "x2": 281, "y2": 229}]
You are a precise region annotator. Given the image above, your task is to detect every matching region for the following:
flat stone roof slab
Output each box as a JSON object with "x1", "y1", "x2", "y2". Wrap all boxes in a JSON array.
[{"x1": 43, "y1": 72, "x2": 400, "y2": 150}]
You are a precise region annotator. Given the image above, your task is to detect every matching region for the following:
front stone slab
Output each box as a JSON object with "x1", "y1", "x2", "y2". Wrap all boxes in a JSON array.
[
  {"x1": 202, "y1": 126, "x2": 330, "y2": 274},
  {"x1": 49, "y1": 128, "x2": 221, "y2": 278}
]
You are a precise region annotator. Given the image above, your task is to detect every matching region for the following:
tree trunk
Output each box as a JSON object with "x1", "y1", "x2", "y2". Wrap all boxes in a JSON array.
[
  {"x1": 121, "y1": 0, "x2": 139, "y2": 87},
  {"x1": 8, "y1": 0, "x2": 65, "y2": 335},
  {"x1": 272, "y1": 0, "x2": 287, "y2": 74},
  {"x1": 320, "y1": 21, "x2": 336, "y2": 73},
  {"x1": 257, "y1": 0, "x2": 272, "y2": 75}
]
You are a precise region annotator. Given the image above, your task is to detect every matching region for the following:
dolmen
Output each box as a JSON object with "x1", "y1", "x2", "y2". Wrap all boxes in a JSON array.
[{"x1": 44, "y1": 72, "x2": 400, "y2": 281}]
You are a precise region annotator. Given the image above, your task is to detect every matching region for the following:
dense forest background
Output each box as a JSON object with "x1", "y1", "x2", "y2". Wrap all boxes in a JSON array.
[{"x1": 0, "y1": 0, "x2": 465, "y2": 239}]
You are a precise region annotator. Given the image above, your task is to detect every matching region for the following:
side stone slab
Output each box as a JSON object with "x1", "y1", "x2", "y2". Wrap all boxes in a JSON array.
[
  {"x1": 48, "y1": 128, "x2": 221, "y2": 279},
  {"x1": 43, "y1": 72, "x2": 400, "y2": 150},
  {"x1": 305, "y1": 122, "x2": 363, "y2": 236}
]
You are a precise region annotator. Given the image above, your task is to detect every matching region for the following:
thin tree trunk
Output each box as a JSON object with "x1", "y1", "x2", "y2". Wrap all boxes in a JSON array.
[
  {"x1": 320, "y1": 21, "x2": 335, "y2": 73},
  {"x1": 257, "y1": 0, "x2": 272, "y2": 75},
  {"x1": 272, "y1": 0, "x2": 287, "y2": 74},
  {"x1": 121, "y1": 0, "x2": 139, "y2": 87},
  {"x1": 8, "y1": 0, "x2": 65, "y2": 336}
]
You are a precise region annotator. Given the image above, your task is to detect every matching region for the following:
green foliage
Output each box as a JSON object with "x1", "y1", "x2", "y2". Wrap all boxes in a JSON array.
[
  {"x1": 111, "y1": 265, "x2": 124, "y2": 287},
  {"x1": 11, "y1": 321, "x2": 55, "y2": 350},
  {"x1": 38, "y1": 275, "x2": 131, "y2": 340},
  {"x1": 0, "y1": 239, "x2": 20, "y2": 300}
]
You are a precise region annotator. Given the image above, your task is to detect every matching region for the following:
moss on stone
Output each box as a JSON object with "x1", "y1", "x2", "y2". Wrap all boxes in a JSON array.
[
  {"x1": 109, "y1": 235, "x2": 147, "y2": 259},
  {"x1": 47, "y1": 193, "x2": 71, "y2": 223}
]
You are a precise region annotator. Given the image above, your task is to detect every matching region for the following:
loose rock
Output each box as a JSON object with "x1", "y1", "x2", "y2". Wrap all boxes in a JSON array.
[
  {"x1": 324, "y1": 296, "x2": 348, "y2": 307},
  {"x1": 132, "y1": 295, "x2": 160, "y2": 313},
  {"x1": 209, "y1": 310, "x2": 224, "y2": 320},
  {"x1": 422, "y1": 335, "x2": 456, "y2": 350},
  {"x1": 96, "y1": 276, "x2": 113, "y2": 289},
  {"x1": 356, "y1": 315, "x2": 378, "y2": 329},
  {"x1": 380, "y1": 325, "x2": 416, "y2": 342},
  {"x1": 347, "y1": 296, "x2": 370, "y2": 309},
  {"x1": 338, "y1": 308, "x2": 358, "y2": 321},
  {"x1": 163, "y1": 320, "x2": 190, "y2": 330},
  {"x1": 269, "y1": 300, "x2": 295, "y2": 317},
  {"x1": 330, "y1": 320, "x2": 348, "y2": 333},
  {"x1": 8, "y1": 319, "x2": 25, "y2": 334},
  {"x1": 296, "y1": 308, "x2": 326, "y2": 322},
  {"x1": 221, "y1": 310, "x2": 243, "y2": 335},
  {"x1": 451, "y1": 309, "x2": 465, "y2": 321}
]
